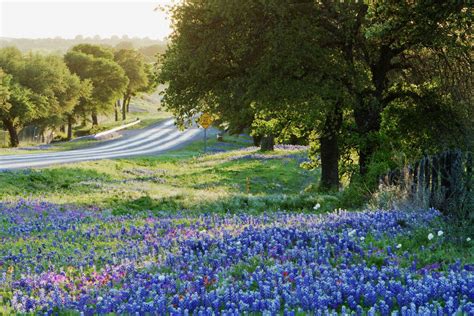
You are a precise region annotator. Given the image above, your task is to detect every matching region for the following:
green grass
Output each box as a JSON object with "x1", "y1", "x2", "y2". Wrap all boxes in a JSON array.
[
  {"x1": 0, "y1": 168, "x2": 111, "y2": 197},
  {"x1": 0, "y1": 136, "x2": 340, "y2": 214},
  {"x1": 362, "y1": 221, "x2": 474, "y2": 268}
]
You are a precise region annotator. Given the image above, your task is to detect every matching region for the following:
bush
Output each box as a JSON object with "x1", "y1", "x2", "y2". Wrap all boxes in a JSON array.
[
  {"x1": 336, "y1": 180, "x2": 368, "y2": 210},
  {"x1": 51, "y1": 132, "x2": 69, "y2": 143}
]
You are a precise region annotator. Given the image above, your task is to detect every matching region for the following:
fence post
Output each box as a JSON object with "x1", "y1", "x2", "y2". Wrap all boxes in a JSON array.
[
  {"x1": 430, "y1": 155, "x2": 439, "y2": 207},
  {"x1": 441, "y1": 151, "x2": 452, "y2": 204},
  {"x1": 412, "y1": 161, "x2": 419, "y2": 196},
  {"x1": 423, "y1": 156, "x2": 431, "y2": 193},
  {"x1": 466, "y1": 152, "x2": 472, "y2": 193},
  {"x1": 418, "y1": 158, "x2": 425, "y2": 192}
]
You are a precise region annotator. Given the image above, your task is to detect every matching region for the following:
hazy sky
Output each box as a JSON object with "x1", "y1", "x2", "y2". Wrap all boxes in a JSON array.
[{"x1": 0, "y1": 0, "x2": 176, "y2": 40}]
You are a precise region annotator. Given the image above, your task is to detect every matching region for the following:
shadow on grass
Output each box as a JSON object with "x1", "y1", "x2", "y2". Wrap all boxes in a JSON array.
[
  {"x1": 108, "y1": 149, "x2": 327, "y2": 215},
  {"x1": 176, "y1": 153, "x2": 317, "y2": 195},
  {"x1": 108, "y1": 192, "x2": 341, "y2": 216},
  {"x1": 0, "y1": 168, "x2": 112, "y2": 197}
]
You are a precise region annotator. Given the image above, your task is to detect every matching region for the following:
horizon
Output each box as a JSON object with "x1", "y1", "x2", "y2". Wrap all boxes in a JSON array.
[
  {"x1": 0, "y1": 1, "x2": 176, "y2": 41},
  {"x1": 0, "y1": 35, "x2": 166, "y2": 41}
]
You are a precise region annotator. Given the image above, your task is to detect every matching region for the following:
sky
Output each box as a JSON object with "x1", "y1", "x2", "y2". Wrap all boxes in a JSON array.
[{"x1": 0, "y1": 0, "x2": 177, "y2": 40}]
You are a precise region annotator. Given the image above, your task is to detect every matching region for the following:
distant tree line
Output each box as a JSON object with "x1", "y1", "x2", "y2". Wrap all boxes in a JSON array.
[
  {"x1": 0, "y1": 44, "x2": 157, "y2": 147},
  {"x1": 0, "y1": 36, "x2": 167, "y2": 62},
  {"x1": 159, "y1": 1, "x2": 473, "y2": 193}
]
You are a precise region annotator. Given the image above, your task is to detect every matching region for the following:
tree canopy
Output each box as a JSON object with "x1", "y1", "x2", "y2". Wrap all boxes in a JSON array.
[
  {"x1": 0, "y1": 47, "x2": 86, "y2": 146},
  {"x1": 65, "y1": 44, "x2": 128, "y2": 125},
  {"x1": 0, "y1": 40, "x2": 160, "y2": 147},
  {"x1": 160, "y1": 0, "x2": 472, "y2": 190},
  {"x1": 114, "y1": 48, "x2": 150, "y2": 120}
]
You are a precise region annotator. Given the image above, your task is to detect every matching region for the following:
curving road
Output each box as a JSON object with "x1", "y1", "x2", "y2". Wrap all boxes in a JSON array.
[{"x1": 0, "y1": 119, "x2": 203, "y2": 170}]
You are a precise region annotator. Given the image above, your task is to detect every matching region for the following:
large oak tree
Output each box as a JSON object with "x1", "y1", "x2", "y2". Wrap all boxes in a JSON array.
[{"x1": 160, "y1": 0, "x2": 471, "y2": 189}]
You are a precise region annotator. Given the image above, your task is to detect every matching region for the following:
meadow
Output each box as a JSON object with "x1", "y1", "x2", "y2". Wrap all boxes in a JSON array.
[
  {"x1": 0, "y1": 138, "x2": 472, "y2": 314},
  {"x1": 0, "y1": 138, "x2": 327, "y2": 214}
]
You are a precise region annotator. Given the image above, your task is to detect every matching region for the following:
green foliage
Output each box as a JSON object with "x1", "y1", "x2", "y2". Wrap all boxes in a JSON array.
[
  {"x1": 0, "y1": 47, "x2": 87, "y2": 146},
  {"x1": 363, "y1": 222, "x2": 473, "y2": 270},
  {"x1": 65, "y1": 45, "x2": 129, "y2": 120},
  {"x1": 0, "y1": 70, "x2": 10, "y2": 108},
  {"x1": 381, "y1": 82, "x2": 473, "y2": 159},
  {"x1": 114, "y1": 49, "x2": 148, "y2": 95},
  {"x1": 0, "y1": 72, "x2": 36, "y2": 125},
  {"x1": 336, "y1": 181, "x2": 367, "y2": 210},
  {"x1": 0, "y1": 36, "x2": 165, "y2": 56},
  {"x1": 71, "y1": 43, "x2": 114, "y2": 60},
  {"x1": 113, "y1": 48, "x2": 153, "y2": 120},
  {"x1": 139, "y1": 44, "x2": 167, "y2": 63}
]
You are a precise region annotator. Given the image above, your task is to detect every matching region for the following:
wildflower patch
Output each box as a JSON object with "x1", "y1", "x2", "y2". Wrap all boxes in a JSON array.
[{"x1": 0, "y1": 200, "x2": 472, "y2": 314}]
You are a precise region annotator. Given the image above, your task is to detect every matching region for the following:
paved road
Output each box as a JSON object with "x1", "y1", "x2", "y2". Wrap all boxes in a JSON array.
[{"x1": 0, "y1": 119, "x2": 203, "y2": 170}]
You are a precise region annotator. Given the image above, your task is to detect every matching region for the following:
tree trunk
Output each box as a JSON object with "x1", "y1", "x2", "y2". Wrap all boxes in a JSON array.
[
  {"x1": 91, "y1": 112, "x2": 99, "y2": 126},
  {"x1": 319, "y1": 104, "x2": 343, "y2": 191},
  {"x1": 67, "y1": 115, "x2": 73, "y2": 140},
  {"x1": 2, "y1": 119, "x2": 19, "y2": 147},
  {"x1": 353, "y1": 100, "x2": 381, "y2": 176},
  {"x1": 126, "y1": 96, "x2": 131, "y2": 113},
  {"x1": 260, "y1": 135, "x2": 274, "y2": 151},
  {"x1": 122, "y1": 97, "x2": 127, "y2": 121},
  {"x1": 350, "y1": 45, "x2": 395, "y2": 177},
  {"x1": 252, "y1": 135, "x2": 262, "y2": 147},
  {"x1": 115, "y1": 100, "x2": 120, "y2": 122},
  {"x1": 320, "y1": 135, "x2": 340, "y2": 191}
]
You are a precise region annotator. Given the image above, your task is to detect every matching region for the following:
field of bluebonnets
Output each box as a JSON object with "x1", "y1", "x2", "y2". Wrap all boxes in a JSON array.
[
  {"x1": 0, "y1": 144, "x2": 473, "y2": 315},
  {"x1": 0, "y1": 199, "x2": 473, "y2": 315}
]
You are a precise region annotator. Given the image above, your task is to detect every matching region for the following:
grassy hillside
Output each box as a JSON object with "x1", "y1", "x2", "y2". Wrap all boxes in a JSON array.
[{"x1": 0, "y1": 137, "x2": 334, "y2": 214}]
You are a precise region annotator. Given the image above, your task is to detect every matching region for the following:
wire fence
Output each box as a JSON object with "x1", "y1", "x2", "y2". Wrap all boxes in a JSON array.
[{"x1": 380, "y1": 149, "x2": 473, "y2": 216}]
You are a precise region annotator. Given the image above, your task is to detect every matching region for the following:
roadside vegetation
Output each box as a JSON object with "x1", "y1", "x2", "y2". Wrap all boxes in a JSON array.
[
  {"x1": 0, "y1": 42, "x2": 159, "y2": 148},
  {"x1": 0, "y1": 88, "x2": 170, "y2": 154},
  {"x1": 0, "y1": 137, "x2": 328, "y2": 214}
]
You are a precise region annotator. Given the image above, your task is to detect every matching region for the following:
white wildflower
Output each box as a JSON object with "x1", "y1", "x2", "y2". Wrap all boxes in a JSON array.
[
  {"x1": 158, "y1": 274, "x2": 166, "y2": 281},
  {"x1": 360, "y1": 236, "x2": 365, "y2": 241},
  {"x1": 467, "y1": 237, "x2": 471, "y2": 242},
  {"x1": 428, "y1": 233, "x2": 434, "y2": 241},
  {"x1": 437, "y1": 230, "x2": 444, "y2": 237},
  {"x1": 396, "y1": 244, "x2": 402, "y2": 249},
  {"x1": 313, "y1": 203, "x2": 321, "y2": 210},
  {"x1": 348, "y1": 229, "x2": 356, "y2": 237}
]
